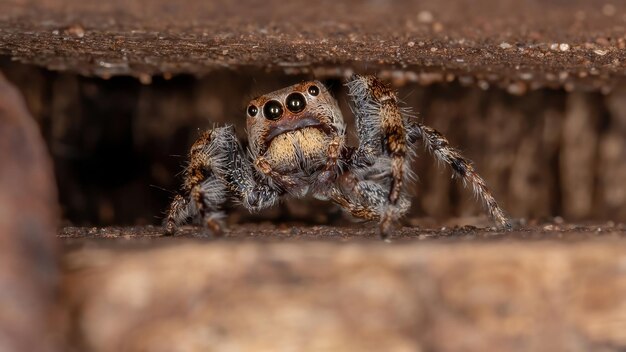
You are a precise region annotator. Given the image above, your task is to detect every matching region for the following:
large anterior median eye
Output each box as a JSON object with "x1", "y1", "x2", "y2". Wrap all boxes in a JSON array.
[
  {"x1": 286, "y1": 93, "x2": 306, "y2": 113},
  {"x1": 263, "y1": 100, "x2": 283, "y2": 120}
]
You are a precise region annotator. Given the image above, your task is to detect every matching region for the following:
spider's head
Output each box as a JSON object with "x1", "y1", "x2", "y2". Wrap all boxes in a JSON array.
[{"x1": 246, "y1": 81, "x2": 344, "y2": 170}]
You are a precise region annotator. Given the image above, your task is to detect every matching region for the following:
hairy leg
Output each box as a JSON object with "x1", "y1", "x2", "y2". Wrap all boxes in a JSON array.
[
  {"x1": 164, "y1": 129, "x2": 226, "y2": 235},
  {"x1": 345, "y1": 74, "x2": 509, "y2": 236},
  {"x1": 330, "y1": 172, "x2": 412, "y2": 241},
  {"x1": 164, "y1": 194, "x2": 190, "y2": 234},
  {"x1": 411, "y1": 121, "x2": 511, "y2": 228},
  {"x1": 164, "y1": 126, "x2": 280, "y2": 236},
  {"x1": 346, "y1": 75, "x2": 410, "y2": 237},
  {"x1": 329, "y1": 189, "x2": 380, "y2": 222}
]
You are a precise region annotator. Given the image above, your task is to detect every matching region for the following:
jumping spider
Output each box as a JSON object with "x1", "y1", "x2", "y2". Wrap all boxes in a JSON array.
[{"x1": 164, "y1": 75, "x2": 510, "y2": 238}]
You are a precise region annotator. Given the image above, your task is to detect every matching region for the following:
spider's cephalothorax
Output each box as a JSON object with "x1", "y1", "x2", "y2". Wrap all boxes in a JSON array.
[
  {"x1": 164, "y1": 75, "x2": 510, "y2": 238},
  {"x1": 246, "y1": 81, "x2": 346, "y2": 196}
]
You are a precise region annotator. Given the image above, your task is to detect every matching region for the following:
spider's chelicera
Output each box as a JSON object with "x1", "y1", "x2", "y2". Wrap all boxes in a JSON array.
[{"x1": 164, "y1": 75, "x2": 510, "y2": 238}]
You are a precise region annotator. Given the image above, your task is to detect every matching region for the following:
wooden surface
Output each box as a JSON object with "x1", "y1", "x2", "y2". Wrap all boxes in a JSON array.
[
  {"x1": 1, "y1": 0, "x2": 626, "y2": 90},
  {"x1": 62, "y1": 225, "x2": 626, "y2": 352}
]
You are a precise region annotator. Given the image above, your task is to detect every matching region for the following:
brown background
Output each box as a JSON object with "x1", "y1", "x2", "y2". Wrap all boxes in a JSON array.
[{"x1": 2, "y1": 63, "x2": 625, "y2": 226}]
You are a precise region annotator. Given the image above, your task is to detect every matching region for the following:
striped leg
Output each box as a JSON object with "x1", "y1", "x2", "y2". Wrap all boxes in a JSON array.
[
  {"x1": 345, "y1": 74, "x2": 509, "y2": 237},
  {"x1": 164, "y1": 126, "x2": 280, "y2": 236},
  {"x1": 346, "y1": 75, "x2": 410, "y2": 237},
  {"x1": 411, "y1": 122, "x2": 511, "y2": 228}
]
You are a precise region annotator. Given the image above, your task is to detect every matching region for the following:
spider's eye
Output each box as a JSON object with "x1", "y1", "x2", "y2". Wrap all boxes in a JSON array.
[
  {"x1": 286, "y1": 93, "x2": 306, "y2": 113},
  {"x1": 247, "y1": 105, "x2": 258, "y2": 117},
  {"x1": 308, "y1": 85, "x2": 320, "y2": 96},
  {"x1": 263, "y1": 100, "x2": 283, "y2": 120}
]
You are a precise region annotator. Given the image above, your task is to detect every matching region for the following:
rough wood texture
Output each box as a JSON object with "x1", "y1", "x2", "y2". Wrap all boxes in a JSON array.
[
  {"x1": 62, "y1": 228, "x2": 626, "y2": 352},
  {"x1": 2, "y1": 0, "x2": 626, "y2": 90},
  {"x1": 0, "y1": 73, "x2": 60, "y2": 351}
]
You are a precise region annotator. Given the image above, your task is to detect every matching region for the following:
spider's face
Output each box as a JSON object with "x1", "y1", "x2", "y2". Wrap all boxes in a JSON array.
[{"x1": 246, "y1": 81, "x2": 344, "y2": 170}]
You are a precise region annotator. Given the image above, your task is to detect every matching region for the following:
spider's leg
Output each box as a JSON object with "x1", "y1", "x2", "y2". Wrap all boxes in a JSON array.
[
  {"x1": 164, "y1": 194, "x2": 190, "y2": 234},
  {"x1": 164, "y1": 126, "x2": 280, "y2": 236},
  {"x1": 346, "y1": 75, "x2": 410, "y2": 236},
  {"x1": 411, "y1": 122, "x2": 511, "y2": 228},
  {"x1": 346, "y1": 75, "x2": 509, "y2": 234},
  {"x1": 330, "y1": 172, "x2": 412, "y2": 238},
  {"x1": 164, "y1": 128, "x2": 229, "y2": 236},
  {"x1": 329, "y1": 187, "x2": 380, "y2": 222}
]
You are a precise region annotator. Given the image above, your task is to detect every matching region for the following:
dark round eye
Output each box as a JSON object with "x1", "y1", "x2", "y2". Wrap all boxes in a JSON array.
[
  {"x1": 263, "y1": 100, "x2": 283, "y2": 120},
  {"x1": 286, "y1": 93, "x2": 306, "y2": 113},
  {"x1": 308, "y1": 85, "x2": 320, "y2": 96},
  {"x1": 247, "y1": 105, "x2": 258, "y2": 117}
]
